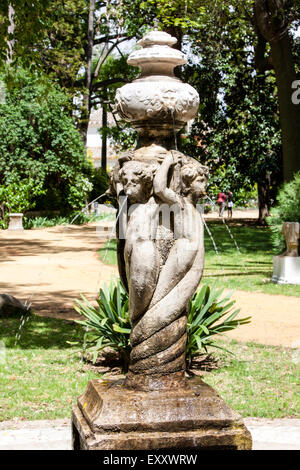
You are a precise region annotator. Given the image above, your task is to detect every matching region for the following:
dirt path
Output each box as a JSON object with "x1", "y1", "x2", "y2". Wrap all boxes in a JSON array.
[
  {"x1": 0, "y1": 222, "x2": 118, "y2": 321},
  {"x1": 0, "y1": 215, "x2": 299, "y2": 348}
]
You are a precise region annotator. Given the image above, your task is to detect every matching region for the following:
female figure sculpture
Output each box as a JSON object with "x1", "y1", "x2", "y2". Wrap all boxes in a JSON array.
[
  {"x1": 108, "y1": 29, "x2": 208, "y2": 390},
  {"x1": 111, "y1": 149, "x2": 208, "y2": 390}
]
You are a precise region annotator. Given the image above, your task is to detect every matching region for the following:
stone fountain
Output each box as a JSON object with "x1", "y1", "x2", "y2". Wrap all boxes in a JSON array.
[{"x1": 71, "y1": 29, "x2": 252, "y2": 450}]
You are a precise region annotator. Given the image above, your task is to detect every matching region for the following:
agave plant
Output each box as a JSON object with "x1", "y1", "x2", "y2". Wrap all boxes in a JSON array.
[
  {"x1": 186, "y1": 284, "x2": 251, "y2": 368},
  {"x1": 74, "y1": 278, "x2": 131, "y2": 372},
  {"x1": 74, "y1": 278, "x2": 250, "y2": 373}
]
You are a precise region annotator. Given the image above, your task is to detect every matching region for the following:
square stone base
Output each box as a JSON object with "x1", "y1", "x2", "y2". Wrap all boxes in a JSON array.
[
  {"x1": 71, "y1": 378, "x2": 252, "y2": 450},
  {"x1": 272, "y1": 256, "x2": 300, "y2": 285}
]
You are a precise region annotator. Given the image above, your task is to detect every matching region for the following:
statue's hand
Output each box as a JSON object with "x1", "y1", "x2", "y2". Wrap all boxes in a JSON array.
[
  {"x1": 156, "y1": 152, "x2": 174, "y2": 166},
  {"x1": 171, "y1": 150, "x2": 183, "y2": 166},
  {"x1": 156, "y1": 154, "x2": 165, "y2": 164}
]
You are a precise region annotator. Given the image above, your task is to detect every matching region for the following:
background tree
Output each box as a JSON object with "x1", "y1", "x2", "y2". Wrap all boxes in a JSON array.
[
  {"x1": 151, "y1": 0, "x2": 296, "y2": 222},
  {"x1": 0, "y1": 68, "x2": 93, "y2": 216},
  {"x1": 1, "y1": 0, "x2": 298, "y2": 218},
  {"x1": 254, "y1": 0, "x2": 300, "y2": 182}
]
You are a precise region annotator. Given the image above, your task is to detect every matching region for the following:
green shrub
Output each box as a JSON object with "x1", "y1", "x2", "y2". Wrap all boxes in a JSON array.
[
  {"x1": 267, "y1": 172, "x2": 300, "y2": 254},
  {"x1": 74, "y1": 279, "x2": 131, "y2": 372},
  {"x1": 0, "y1": 178, "x2": 45, "y2": 215},
  {"x1": 22, "y1": 212, "x2": 115, "y2": 229},
  {"x1": 74, "y1": 279, "x2": 250, "y2": 372},
  {"x1": 186, "y1": 284, "x2": 251, "y2": 368},
  {"x1": 90, "y1": 168, "x2": 110, "y2": 202},
  {"x1": 0, "y1": 67, "x2": 93, "y2": 217}
]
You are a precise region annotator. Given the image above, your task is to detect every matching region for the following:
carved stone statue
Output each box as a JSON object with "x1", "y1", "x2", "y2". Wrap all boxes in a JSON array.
[
  {"x1": 110, "y1": 150, "x2": 208, "y2": 390},
  {"x1": 107, "y1": 30, "x2": 209, "y2": 391},
  {"x1": 281, "y1": 222, "x2": 300, "y2": 257}
]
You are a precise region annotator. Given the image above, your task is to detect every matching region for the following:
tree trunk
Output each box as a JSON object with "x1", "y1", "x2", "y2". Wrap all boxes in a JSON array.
[
  {"x1": 101, "y1": 91, "x2": 107, "y2": 172},
  {"x1": 254, "y1": 0, "x2": 300, "y2": 182},
  {"x1": 257, "y1": 173, "x2": 271, "y2": 225},
  {"x1": 80, "y1": 0, "x2": 95, "y2": 145},
  {"x1": 270, "y1": 33, "x2": 300, "y2": 182},
  {"x1": 6, "y1": 4, "x2": 15, "y2": 64}
]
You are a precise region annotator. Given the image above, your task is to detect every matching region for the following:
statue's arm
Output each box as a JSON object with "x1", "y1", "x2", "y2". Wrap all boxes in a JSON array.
[{"x1": 153, "y1": 153, "x2": 180, "y2": 205}]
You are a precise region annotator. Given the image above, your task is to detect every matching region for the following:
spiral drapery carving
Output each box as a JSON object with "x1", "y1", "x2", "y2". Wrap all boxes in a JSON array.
[{"x1": 110, "y1": 150, "x2": 207, "y2": 390}]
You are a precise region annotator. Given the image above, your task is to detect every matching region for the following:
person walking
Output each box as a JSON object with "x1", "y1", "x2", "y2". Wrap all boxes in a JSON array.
[
  {"x1": 217, "y1": 190, "x2": 227, "y2": 217},
  {"x1": 227, "y1": 191, "x2": 233, "y2": 219}
]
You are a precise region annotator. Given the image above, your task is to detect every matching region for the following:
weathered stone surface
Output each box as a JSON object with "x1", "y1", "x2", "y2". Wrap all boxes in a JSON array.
[
  {"x1": 0, "y1": 294, "x2": 29, "y2": 317},
  {"x1": 272, "y1": 255, "x2": 300, "y2": 285},
  {"x1": 71, "y1": 378, "x2": 252, "y2": 450},
  {"x1": 8, "y1": 213, "x2": 24, "y2": 231},
  {"x1": 282, "y1": 222, "x2": 300, "y2": 257},
  {"x1": 115, "y1": 30, "x2": 199, "y2": 137}
]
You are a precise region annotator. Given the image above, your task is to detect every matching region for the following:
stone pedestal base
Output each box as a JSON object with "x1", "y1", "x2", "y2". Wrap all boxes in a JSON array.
[
  {"x1": 272, "y1": 256, "x2": 300, "y2": 285},
  {"x1": 8, "y1": 213, "x2": 24, "y2": 231},
  {"x1": 71, "y1": 378, "x2": 252, "y2": 450}
]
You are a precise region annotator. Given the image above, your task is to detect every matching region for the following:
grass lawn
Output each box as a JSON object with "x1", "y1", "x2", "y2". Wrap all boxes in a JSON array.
[
  {"x1": 0, "y1": 315, "x2": 299, "y2": 421},
  {"x1": 0, "y1": 315, "x2": 99, "y2": 421},
  {"x1": 99, "y1": 221, "x2": 300, "y2": 297}
]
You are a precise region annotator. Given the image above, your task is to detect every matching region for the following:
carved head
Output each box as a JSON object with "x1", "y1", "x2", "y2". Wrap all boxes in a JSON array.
[
  {"x1": 181, "y1": 161, "x2": 208, "y2": 200},
  {"x1": 119, "y1": 161, "x2": 157, "y2": 203}
]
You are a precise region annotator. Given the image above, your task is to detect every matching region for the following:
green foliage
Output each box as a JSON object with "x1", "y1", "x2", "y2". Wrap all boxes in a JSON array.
[
  {"x1": 90, "y1": 168, "x2": 109, "y2": 202},
  {"x1": 186, "y1": 284, "x2": 251, "y2": 367},
  {"x1": 0, "y1": 67, "x2": 93, "y2": 217},
  {"x1": 22, "y1": 212, "x2": 114, "y2": 229},
  {"x1": 267, "y1": 172, "x2": 300, "y2": 253},
  {"x1": 74, "y1": 277, "x2": 250, "y2": 372},
  {"x1": 181, "y1": 17, "x2": 282, "y2": 201},
  {"x1": 0, "y1": 177, "x2": 45, "y2": 214},
  {"x1": 66, "y1": 176, "x2": 93, "y2": 209},
  {"x1": 74, "y1": 279, "x2": 131, "y2": 372},
  {"x1": 206, "y1": 164, "x2": 257, "y2": 207}
]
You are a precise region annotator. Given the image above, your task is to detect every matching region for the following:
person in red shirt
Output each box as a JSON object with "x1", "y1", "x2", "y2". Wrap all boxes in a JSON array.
[{"x1": 217, "y1": 191, "x2": 227, "y2": 217}]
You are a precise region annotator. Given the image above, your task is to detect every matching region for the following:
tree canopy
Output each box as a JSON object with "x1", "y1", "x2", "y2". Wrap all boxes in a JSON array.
[
  {"x1": 0, "y1": 68, "x2": 93, "y2": 215},
  {"x1": 0, "y1": 0, "x2": 299, "y2": 222}
]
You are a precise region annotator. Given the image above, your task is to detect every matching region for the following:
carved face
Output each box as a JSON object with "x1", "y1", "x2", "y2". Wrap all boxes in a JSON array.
[
  {"x1": 181, "y1": 163, "x2": 207, "y2": 199},
  {"x1": 119, "y1": 162, "x2": 155, "y2": 203},
  {"x1": 190, "y1": 174, "x2": 207, "y2": 198}
]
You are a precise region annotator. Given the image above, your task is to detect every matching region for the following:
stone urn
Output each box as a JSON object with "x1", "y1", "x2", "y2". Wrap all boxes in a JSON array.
[
  {"x1": 272, "y1": 221, "x2": 300, "y2": 284},
  {"x1": 8, "y1": 213, "x2": 24, "y2": 231},
  {"x1": 115, "y1": 29, "x2": 199, "y2": 139}
]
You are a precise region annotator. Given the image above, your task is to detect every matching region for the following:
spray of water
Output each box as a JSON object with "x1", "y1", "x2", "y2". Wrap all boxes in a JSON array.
[
  {"x1": 205, "y1": 195, "x2": 243, "y2": 254},
  {"x1": 14, "y1": 300, "x2": 31, "y2": 346},
  {"x1": 68, "y1": 192, "x2": 108, "y2": 226},
  {"x1": 102, "y1": 195, "x2": 128, "y2": 264},
  {"x1": 204, "y1": 194, "x2": 249, "y2": 282},
  {"x1": 200, "y1": 211, "x2": 227, "y2": 280}
]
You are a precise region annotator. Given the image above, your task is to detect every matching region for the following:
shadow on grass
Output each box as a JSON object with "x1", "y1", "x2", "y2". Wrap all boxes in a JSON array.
[
  {"x1": 0, "y1": 314, "x2": 83, "y2": 350},
  {"x1": 203, "y1": 270, "x2": 272, "y2": 278}
]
